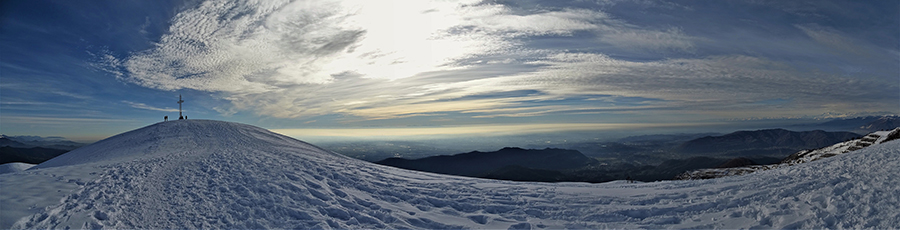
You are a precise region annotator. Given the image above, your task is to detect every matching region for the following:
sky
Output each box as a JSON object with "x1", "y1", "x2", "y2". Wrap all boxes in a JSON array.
[{"x1": 1, "y1": 0, "x2": 898, "y2": 143}]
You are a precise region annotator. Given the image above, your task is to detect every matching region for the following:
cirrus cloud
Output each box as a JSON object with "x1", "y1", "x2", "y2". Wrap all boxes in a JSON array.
[{"x1": 100, "y1": 0, "x2": 898, "y2": 123}]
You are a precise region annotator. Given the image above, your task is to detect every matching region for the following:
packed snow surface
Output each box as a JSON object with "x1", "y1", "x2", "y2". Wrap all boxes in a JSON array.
[{"x1": 2, "y1": 120, "x2": 899, "y2": 229}]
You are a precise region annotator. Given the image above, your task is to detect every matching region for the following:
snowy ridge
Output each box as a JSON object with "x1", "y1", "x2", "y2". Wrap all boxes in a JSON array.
[
  {"x1": 3, "y1": 120, "x2": 900, "y2": 229},
  {"x1": 677, "y1": 128, "x2": 900, "y2": 180},
  {"x1": 782, "y1": 128, "x2": 900, "y2": 165},
  {"x1": 0, "y1": 163, "x2": 35, "y2": 174}
]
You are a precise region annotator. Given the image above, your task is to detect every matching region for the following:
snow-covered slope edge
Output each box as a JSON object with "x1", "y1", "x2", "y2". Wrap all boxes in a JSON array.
[
  {"x1": 3, "y1": 120, "x2": 899, "y2": 229},
  {"x1": 0, "y1": 163, "x2": 34, "y2": 174},
  {"x1": 784, "y1": 128, "x2": 900, "y2": 164},
  {"x1": 677, "y1": 128, "x2": 900, "y2": 180}
]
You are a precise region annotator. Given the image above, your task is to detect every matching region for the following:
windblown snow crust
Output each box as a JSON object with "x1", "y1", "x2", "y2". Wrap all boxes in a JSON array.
[{"x1": 2, "y1": 120, "x2": 899, "y2": 229}]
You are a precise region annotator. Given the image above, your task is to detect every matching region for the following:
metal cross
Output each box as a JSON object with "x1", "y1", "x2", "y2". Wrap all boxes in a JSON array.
[{"x1": 177, "y1": 94, "x2": 184, "y2": 118}]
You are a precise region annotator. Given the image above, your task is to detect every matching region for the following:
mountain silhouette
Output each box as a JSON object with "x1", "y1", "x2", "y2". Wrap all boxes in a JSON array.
[
  {"x1": 375, "y1": 147, "x2": 596, "y2": 177},
  {"x1": 675, "y1": 129, "x2": 860, "y2": 156}
]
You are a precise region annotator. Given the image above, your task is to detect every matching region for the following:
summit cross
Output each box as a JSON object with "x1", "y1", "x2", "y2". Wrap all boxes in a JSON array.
[{"x1": 177, "y1": 94, "x2": 184, "y2": 118}]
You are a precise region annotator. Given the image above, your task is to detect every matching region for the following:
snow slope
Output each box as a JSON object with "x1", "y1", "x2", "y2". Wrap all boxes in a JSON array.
[
  {"x1": 2, "y1": 120, "x2": 899, "y2": 229},
  {"x1": 677, "y1": 128, "x2": 899, "y2": 180},
  {"x1": 783, "y1": 128, "x2": 899, "y2": 165},
  {"x1": 0, "y1": 163, "x2": 34, "y2": 174}
]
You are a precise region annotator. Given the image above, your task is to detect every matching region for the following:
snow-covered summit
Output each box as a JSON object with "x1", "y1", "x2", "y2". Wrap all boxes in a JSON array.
[
  {"x1": 35, "y1": 119, "x2": 343, "y2": 169},
  {"x1": 3, "y1": 120, "x2": 900, "y2": 229}
]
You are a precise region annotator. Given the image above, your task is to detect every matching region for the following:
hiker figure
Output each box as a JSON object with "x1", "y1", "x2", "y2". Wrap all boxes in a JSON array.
[{"x1": 164, "y1": 116, "x2": 168, "y2": 121}]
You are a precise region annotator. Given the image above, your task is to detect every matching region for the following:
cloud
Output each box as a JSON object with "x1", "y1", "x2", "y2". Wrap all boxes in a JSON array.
[
  {"x1": 116, "y1": 0, "x2": 512, "y2": 92},
  {"x1": 599, "y1": 27, "x2": 696, "y2": 52},
  {"x1": 1, "y1": 116, "x2": 133, "y2": 125},
  {"x1": 460, "y1": 8, "x2": 604, "y2": 36},
  {"x1": 271, "y1": 122, "x2": 711, "y2": 138},
  {"x1": 107, "y1": 0, "x2": 610, "y2": 118},
  {"x1": 123, "y1": 101, "x2": 179, "y2": 112},
  {"x1": 102, "y1": 0, "x2": 898, "y2": 123},
  {"x1": 52, "y1": 91, "x2": 92, "y2": 100},
  {"x1": 795, "y1": 24, "x2": 871, "y2": 57},
  {"x1": 493, "y1": 52, "x2": 895, "y2": 118}
]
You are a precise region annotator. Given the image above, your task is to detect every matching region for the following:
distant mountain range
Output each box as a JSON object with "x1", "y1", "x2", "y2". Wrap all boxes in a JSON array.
[
  {"x1": 675, "y1": 129, "x2": 861, "y2": 157},
  {"x1": 792, "y1": 115, "x2": 900, "y2": 133},
  {"x1": 0, "y1": 135, "x2": 84, "y2": 151},
  {"x1": 678, "y1": 128, "x2": 900, "y2": 180},
  {"x1": 0, "y1": 146, "x2": 69, "y2": 165},
  {"x1": 617, "y1": 133, "x2": 721, "y2": 144},
  {"x1": 376, "y1": 147, "x2": 595, "y2": 178},
  {"x1": 0, "y1": 135, "x2": 84, "y2": 165},
  {"x1": 375, "y1": 128, "x2": 867, "y2": 183}
]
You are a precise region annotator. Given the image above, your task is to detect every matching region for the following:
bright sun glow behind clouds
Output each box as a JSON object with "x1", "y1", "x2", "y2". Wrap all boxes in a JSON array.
[
  {"x1": 123, "y1": 0, "x2": 514, "y2": 89},
  {"x1": 110, "y1": 0, "x2": 608, "y2": 119},
  {"x1": 322, "y1": 0, "x2": 505, "y2": 80},
  {"x1": 97, "y1": 0, "x2": 898, "y2": 124}
]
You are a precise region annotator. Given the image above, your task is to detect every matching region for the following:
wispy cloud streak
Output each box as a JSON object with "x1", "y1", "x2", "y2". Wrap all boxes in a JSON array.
[{"x1": 123, "y1": 101, "x2": 179, "y2": 112}]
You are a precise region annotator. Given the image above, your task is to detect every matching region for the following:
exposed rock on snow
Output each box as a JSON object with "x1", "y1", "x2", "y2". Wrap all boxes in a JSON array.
[
  {"x1": 677, "y1": 128, "x2": 900, "y2": 180},
  {"x1": 2, "y1": 120, "x2": 899, "y2": 229}
]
